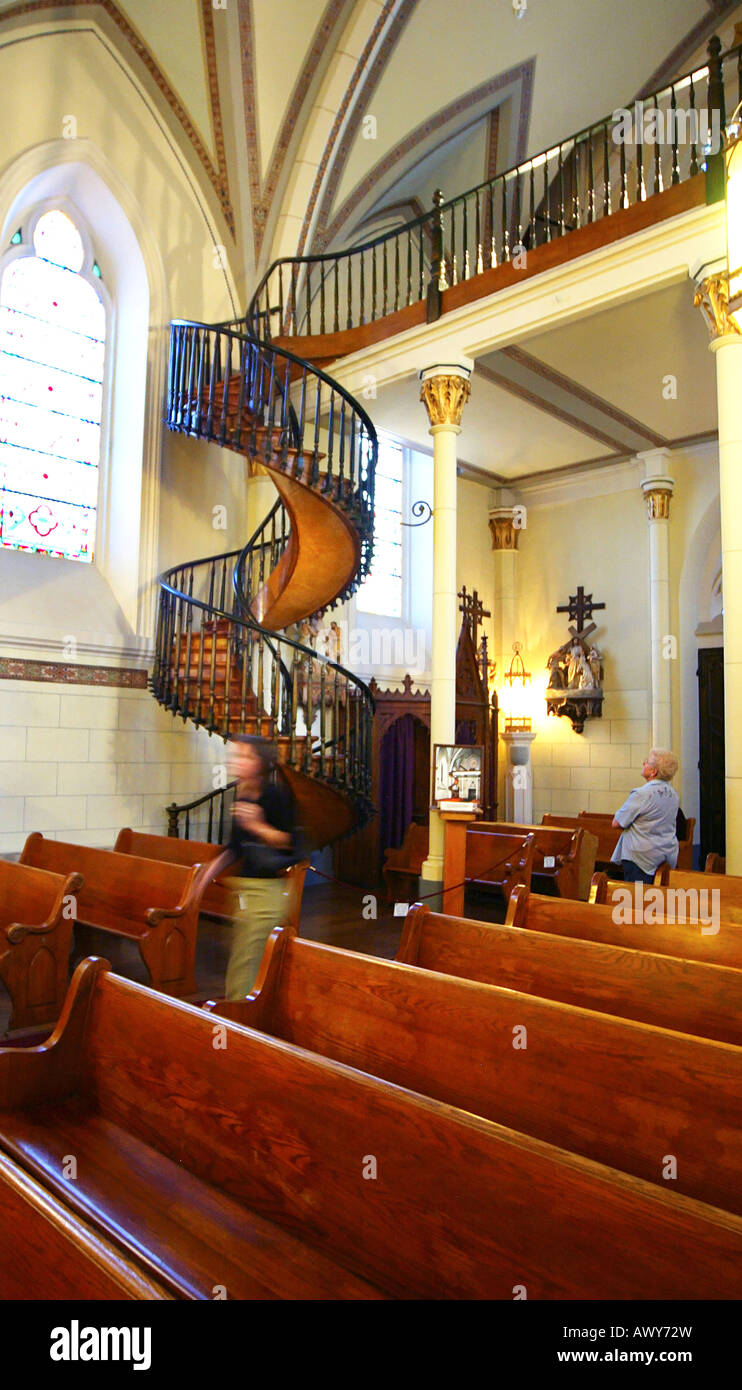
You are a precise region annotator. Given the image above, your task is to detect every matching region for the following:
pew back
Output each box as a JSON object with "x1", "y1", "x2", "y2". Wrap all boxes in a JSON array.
[
  {"x1": 4, "y1": 960, "x2": 742, "y2": 1299},
  {"x1": 20, "y1": 835, "x2": 198, "y2": 935},
  {"x1": 113, "y1": 828, "x2": 310, "y2": 930},
  {"x1": 464, "y1": 830, "x2": 535, "y2": 896},
  {"x1": 542, "y1": 812, "x2": 620, "y2": 864},
  {"x1": 208, "y1": 927, "x2": 742, "y2": 1215},
  {"x1": 654, "y1": 865, "x2": 742, "y2": 918},
  {"x1": 561, "y1": 880, "x2": 742, "y2": 969},
  {"x1": 473, "y1": 822, "x2": 597, "y2": 898},
  {"x1": 397, "y1": 900, "x2": 742, "y2": 1045}
]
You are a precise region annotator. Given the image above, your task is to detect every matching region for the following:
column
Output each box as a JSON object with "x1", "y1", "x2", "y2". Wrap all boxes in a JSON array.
[
  {"x1": 488, "y1": 503, "x2": 519, "y2": 666},
  {"x1": 637, "y1": 449, "x2": 674, "y2": 750},
  {"x1": 418, "y1": 362, "x2": 472, "y2": 896},
  {"x1": 695, "y1": 276, "x2": 742, "y2": 873},
  {"x1": 489, "y1": 500, "x2": 520, "y2": 817}
]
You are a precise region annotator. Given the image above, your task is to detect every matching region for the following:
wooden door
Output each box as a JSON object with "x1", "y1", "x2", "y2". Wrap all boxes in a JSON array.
[{"x1": 698, "y1": 648, "x2": 725, "y2": 862}]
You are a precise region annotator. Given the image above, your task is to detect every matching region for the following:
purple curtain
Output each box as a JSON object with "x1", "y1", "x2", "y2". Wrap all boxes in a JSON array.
[{"x1": 378, "y1": 714, "x2": 417, "y2": 859}]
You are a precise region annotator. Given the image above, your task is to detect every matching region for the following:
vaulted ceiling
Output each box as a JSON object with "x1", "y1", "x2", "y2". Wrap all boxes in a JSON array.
[{"x1": 2, "y1": 0, "x2": 739, "y2": 298}]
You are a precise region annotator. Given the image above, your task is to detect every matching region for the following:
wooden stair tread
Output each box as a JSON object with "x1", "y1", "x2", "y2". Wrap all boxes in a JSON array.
[{"x1": 0, "y1": 1101, "x2": 384, "y2": 1301}]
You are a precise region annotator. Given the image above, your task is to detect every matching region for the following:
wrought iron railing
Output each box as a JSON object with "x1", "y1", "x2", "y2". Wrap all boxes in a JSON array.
[
  {"x1": 166, "y1": 318, "x2": 376, "y2": 583},
  {"x1": 166, "y1": 779, "x2": 237, "y2": 841},
  {"x1": 248, "y1": 37, "x2": 740, "y2": 336}
]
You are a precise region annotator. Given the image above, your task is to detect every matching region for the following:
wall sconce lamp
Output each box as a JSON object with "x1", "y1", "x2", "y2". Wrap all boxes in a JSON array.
[{"x1": 503, "y1": 641, "x2": 532, "y2": 733}]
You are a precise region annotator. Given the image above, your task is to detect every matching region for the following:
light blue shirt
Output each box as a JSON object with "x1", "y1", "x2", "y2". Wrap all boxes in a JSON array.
[{"x1": 611, "y1": 779, "x2": 680, "y2": 875}]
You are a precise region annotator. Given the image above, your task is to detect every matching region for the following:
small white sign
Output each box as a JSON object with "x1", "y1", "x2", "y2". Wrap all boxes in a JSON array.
[
  {"x1": 543, "y1": 856, "x2": 556, "y2": 869},
  {"x1": 393, "y1": 902, "x2": 409, "y2": 917}
]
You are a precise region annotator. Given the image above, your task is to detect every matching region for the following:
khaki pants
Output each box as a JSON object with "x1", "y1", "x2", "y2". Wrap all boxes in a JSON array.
[{"x1": 222, "y1": 875, "x2": 291, "y2": 1000}]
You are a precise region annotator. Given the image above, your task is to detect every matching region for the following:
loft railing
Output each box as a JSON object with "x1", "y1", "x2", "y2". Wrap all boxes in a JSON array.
[{"x1": 248, "y1": 37, "x2": 740, "y2": 338}]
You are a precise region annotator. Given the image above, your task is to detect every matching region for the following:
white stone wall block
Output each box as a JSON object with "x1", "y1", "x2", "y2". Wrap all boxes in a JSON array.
[
  {"x1": 116, "y1": 763, "x2": 172, "y2": 796},
  {"x1": 0, "y1": 762, "x2": 58, "y2": 797},
  {"x1": 590, "y1": 743, "x2": 631, "y2": 768},
  {"x1": 27, "y1": 728, "x2": 90, "y2": 763},
  {"x1": 569, "y1": 766, "x2": 612, "y2": 791},
  {"x1": 552, "y1": 742, "x2": 590, "y2": 767},
  {"x1": 89, "y1": 731, "x2": 146, "y2": 764},
  {"x1": 0, "y1": 728, "x2": 26, "y2": 760},
  {"x1": 85, "y1": 795, "x2": 145, "y2": 829},
  {"x1": 0, "y1": 798, "x2": 25, "y2": 831},
  {"x1": 59, "y1": 695, "x2": 120, "y2": 729},
  {"x1": 0, "y1": 691, "x2": 61, "y2": 727},
  {"x1": 57, "y1": 763, "x2": 118, "y2": 796},
  {"x1": 24, "y1": 797, "x2": 86, "y2": 833}
]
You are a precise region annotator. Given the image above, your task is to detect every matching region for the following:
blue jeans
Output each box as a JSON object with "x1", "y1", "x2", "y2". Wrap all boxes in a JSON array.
[{"x1": 621, "y1": 858, "x2": 655, "y2": 885}]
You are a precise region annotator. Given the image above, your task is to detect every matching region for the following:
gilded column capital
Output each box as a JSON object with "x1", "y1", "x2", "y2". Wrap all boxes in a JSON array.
[
  {"x1": 489, "y1": 508, "x2": 520, "y2": 550},
  {"x1": 693, "y1": 272, "x2": 742, "y2": 340},
  {"x1": 419, "y1": 369, "x2": 471, "y2": 428},
  {"x1": 641, "y1": 476, "x2": 674, "y2": 520}
]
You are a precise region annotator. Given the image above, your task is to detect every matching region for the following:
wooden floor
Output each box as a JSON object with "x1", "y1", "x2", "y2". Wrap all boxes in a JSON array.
[{"x1": 0, "y1": 876, "x2": 508, "y2": 1038}]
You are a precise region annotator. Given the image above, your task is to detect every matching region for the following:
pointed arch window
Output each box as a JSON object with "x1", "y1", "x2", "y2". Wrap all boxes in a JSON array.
[{"x1": 0, "y1": 208, "x2": 106, "y2": 562}]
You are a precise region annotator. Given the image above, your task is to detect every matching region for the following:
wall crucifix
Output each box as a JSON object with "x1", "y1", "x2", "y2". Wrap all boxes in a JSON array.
[{"x1": 546, "y1": 585, "x2": 606, "y2": 734}]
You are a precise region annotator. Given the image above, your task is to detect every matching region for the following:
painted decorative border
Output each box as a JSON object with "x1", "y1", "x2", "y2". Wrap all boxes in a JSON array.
[
  {"x1": 315, "y1": 58, "x2": 536, "y2": 253},
  {"x1": 0, "y1": 659, "x2": 149, "y2": 687},
  {"x1": 296, "y1": 0, "x2": 409, "y2": 256},
  {"x1": 639, "y1": 0, "x2": 740, "y2": 96},
  {"x1": 0, "y1": 0, "x2": 234, "y2": 235},
  {"x1": 237, "y1": 0, "x2": 347, "y2": 260}
]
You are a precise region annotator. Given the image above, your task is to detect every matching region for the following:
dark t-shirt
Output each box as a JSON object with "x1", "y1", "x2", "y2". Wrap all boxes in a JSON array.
[{"x1": 228, "y1": 781, "x2": 297, "y2": 878}]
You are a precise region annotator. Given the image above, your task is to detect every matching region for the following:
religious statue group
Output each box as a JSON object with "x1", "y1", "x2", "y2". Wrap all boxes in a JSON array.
[{"x1": 547, "y1": 637, "x2": 603, "y2": 692}]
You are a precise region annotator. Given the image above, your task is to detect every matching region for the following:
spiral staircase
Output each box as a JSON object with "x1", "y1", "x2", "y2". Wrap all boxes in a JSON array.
[
  {"x1": 154, "y1": 35, "x2": 736, "y2": 850},
  {"x1": 152, "y1": 310, "x2": 377, "y2": 849}
]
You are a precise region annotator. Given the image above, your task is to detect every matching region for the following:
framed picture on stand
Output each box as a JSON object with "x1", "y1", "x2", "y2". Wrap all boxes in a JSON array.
[{"x1": 433, "y1": 743, "x2": 483, "y2": 811}]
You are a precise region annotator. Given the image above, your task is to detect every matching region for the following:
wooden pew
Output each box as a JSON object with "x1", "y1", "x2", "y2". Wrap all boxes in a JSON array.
[
  {"x1": 472, "y1": 821, "x2": 597, "y2": 899},
  {"x1": 114, "y1": 828, "x2": 310, "y2": 930},
  {"x1": 464, "y1": 830, "x2": 536, "y2": 899},
  {"x1": 654, "y1": 864, "x2": 742, "y2": 920},
  {"x1": 4, "y1": 960, "x2": 742, "y2": 1299},
  {"x1": 206, "y1": 924, "x2": 742, "y2": 1215},
  {"x1": 0, "y1": 860, "x2": 82, "y2": 1031},
  {"x1": 19, "y1": 834, "x2": 204, "y2": 997},
  {"x1": 518, "y1": 878, "x2": 742, "y2": 971},
  {"x1": 0, "y1": 1148, "x2": 173, "y2": 1300},
  {"x1": 440, "y1": 823, "x2": 535, "y2": 917},
  {"x1": 397, "y1": 900, "x2": 742, "y2": 1047},
  {"x1": 382, "y1": 822, "x2": 428, "y2": 900},
  {"x1": 542, "y1": 812, "x2": 620, "y2": 867},
  {"x1": 579, "y1": 810, "x2": 696, "y2": 870}
]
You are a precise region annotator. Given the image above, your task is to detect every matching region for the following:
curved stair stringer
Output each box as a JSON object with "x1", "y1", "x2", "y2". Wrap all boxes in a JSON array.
[{"x1": 245, "y1": 468, "x2": 361, "y2": 633}]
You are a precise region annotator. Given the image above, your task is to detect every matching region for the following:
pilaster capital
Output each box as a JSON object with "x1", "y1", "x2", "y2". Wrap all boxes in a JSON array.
[
  {"x1": 694, "y1": 272, "x2": 742, "y2": 341},
  {"x1": 641, "y1": 475, "x2": 674, "y2": 520},
  {"x1": 489, "y1": 507, "x2": 520, "y2": 550},
  {"x1": 419, "y1": 362, "x2": 472, "y2": 428}
]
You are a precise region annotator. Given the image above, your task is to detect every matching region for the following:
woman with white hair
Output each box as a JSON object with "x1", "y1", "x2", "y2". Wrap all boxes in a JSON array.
[{"x1": 610, "y1": 749, "x2": 680, "y2": 883}]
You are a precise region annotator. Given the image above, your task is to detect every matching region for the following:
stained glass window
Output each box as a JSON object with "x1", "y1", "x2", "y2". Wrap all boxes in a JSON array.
[
  {"x1": 357, "y1": 435, "x2": 404, "y2": 617},
  {"x1": 0, "y1": 209, "x2": 106, "y2": 563}
]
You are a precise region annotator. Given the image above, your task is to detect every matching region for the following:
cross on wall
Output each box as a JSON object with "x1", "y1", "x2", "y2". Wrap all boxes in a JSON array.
[{"x1": 556, "y1": 586, "x2": 605, "y2": 639}]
